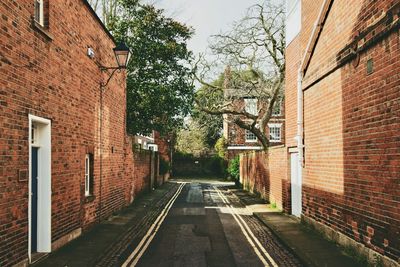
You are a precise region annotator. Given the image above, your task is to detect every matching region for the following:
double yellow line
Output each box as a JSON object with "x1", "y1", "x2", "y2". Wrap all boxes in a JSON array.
[
  {"x1": 214, "y1": 186, "x2": 278, "y2": 267},
  {"x1": 122, "y1": 182, "x2": 186, "y2": 267}
]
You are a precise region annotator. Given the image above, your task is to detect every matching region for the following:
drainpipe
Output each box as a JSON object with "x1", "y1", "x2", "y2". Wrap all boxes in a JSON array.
[
  {"x1": 296, "y1": 70, "x2": 304, "y2": 168},
  {"x1": 99, "y1": 86, "x2": 103, "y2": 222}
]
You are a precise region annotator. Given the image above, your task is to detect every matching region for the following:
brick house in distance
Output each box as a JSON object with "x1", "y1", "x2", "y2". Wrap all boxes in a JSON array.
[
  {"x1": 0, "y1": 1, "x2": 153, "y2": 266},
  {"x1": 223, "y1": 79, "x2": 285, "y2": 160}
]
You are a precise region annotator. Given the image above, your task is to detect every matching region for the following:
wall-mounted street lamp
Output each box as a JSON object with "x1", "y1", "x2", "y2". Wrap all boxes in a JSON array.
[
  {"x1": 96, "y1": 41, "x2": 131, "y2": 222},
  {"x1": 99, "y1": 42, "x2": 131, "y2": 87}
]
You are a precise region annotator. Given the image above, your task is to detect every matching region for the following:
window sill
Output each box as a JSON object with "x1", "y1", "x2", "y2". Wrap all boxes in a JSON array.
[
  {"x1": 245, "y1": 140, "x2": 258, "y2": 143},
  {"x1": 84, "y1": 195, "x2": 95, "y2": 203},
  {"x1": 32, "y1": 19, "x2": 53, "y2": 41}
]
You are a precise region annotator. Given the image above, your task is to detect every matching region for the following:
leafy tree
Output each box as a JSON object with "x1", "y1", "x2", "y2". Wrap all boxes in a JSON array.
[
  {"x1": 228, "y1": 156, "x2": 240, "y2": 182},
  {"x1": 109, "y1": 2, "x2": 195, "y2": 135},
  {"x1": 194, "y1": 1, "x2": 285, "y2": 149},
  {"x1": 175, "y1": 120, "x2": 211, "y2": 157},
  {"x1": 88, "y1": 0, "x2": 122, "y2": 27},
  {"x1": 214, "y1": 137, "x2": 227, "y2": 159},
  {"x1": 192, "y1": 73, "x2": 225, "y2": 148}
]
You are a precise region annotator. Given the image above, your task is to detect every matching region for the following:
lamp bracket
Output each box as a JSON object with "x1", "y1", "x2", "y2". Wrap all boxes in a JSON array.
[
  {"x1": 100, "y1": 67, "x2": 122, "y2": 88},
  {"x1": 100, "y1": 65, "x2": 121, "y2": 72}
]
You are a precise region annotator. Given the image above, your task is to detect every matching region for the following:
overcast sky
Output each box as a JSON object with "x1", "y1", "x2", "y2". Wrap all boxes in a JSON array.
[{"x1": 147, "y1": 0, "x2": 261, "y2": 56}]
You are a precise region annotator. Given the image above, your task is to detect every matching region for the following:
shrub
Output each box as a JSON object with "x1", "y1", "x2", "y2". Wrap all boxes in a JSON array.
[
  {"x1": 159, "y1": 157, "x2": 170, "y2": 175},
  {"x1": 214, "y1": 137, "x2": 227, "y2": 158},
  {"x1": 228, "y1": 156, "x2": 240, "y2": 181}
]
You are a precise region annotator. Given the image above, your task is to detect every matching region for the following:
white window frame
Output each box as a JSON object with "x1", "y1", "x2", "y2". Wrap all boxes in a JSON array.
[
  {"x1": 245, "y1": 129, "x2": 257, "y2": 143},
  {"x1": 34, "y1": 0, "x2": 44, "y2": 26},
  {"x1": 84, "y1": 154, "x2": 91, "y2": 196},
  {"x1": 31, "y1": 124, "x2": 39, "y2": 146},
  {"x1": 268, "y1": 123, "x2": 282, "y2": 143},
  {"x1": 244, "y1": 98, "x2": 258, "y2": 116},
  {"x1": 272, "y1": 101, "x2": 282, "y2": 116}
]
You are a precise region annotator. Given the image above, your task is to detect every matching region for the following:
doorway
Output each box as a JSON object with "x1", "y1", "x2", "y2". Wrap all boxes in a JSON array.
[
  {"x1": 29, "y1": 115, "x2": 52, "y2": 261},
  {"x1": 290, "y1": 152, "x2": 302, "y2": 217}
]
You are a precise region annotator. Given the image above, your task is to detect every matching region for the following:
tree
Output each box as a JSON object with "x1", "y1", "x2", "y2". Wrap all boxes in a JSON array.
[
  {"x1": 214, "y1": 137, "x2": 228, "y2": 159},
  {"x1": 194, "y1": 1, "x2": 285, "y2": 149},
  {"x1": 88, "y1": 0, "x2": 121, "y2": 27},
  {"x1": 192, "y1": 73, "x2": 225, "y2": 148},
  {"x1": 175, "y1": 120, "x2": 211, "y2": 157},
  {"x1": 105, "y1": 1, "x2": 194, "y2": 136}
]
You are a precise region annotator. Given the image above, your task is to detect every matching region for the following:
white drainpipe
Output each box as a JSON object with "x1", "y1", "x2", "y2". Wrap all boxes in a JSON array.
[{"x1": 296, "y1": 70, "x2": 304, "y2": 168}]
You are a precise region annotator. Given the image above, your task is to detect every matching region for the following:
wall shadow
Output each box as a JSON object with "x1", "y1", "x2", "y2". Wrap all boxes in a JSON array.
[{"x1": 339, "y1": 0, "x2": 399, "y2": 260}]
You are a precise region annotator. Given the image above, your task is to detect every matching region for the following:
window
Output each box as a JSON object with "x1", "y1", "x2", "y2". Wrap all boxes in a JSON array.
[
  {"x1": 31, "y1": 124, "x2": 38, "y2": 145},
  {"x1": 85, "y1": 154, "x2": 94, "y2": 196},
  {"x1": 244, "y1": 98, "x2": 258, "y2": 115},
  {"x1": 34, "y1": 0, "x2": 44, "y2": 26},
  {"x1": 245, "y1": 130, "x2": 257, "y2": 142},
  {"x1": 272, "y1": 101, "x2": 282, "y2": 116},
  {"x1": 268, "y1": 124, "x2": 282, "y2": 142}
]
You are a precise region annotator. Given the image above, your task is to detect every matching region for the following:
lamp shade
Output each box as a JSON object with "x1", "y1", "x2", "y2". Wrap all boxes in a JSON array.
[{"x1": 113, "y1": 42, "x2": 131, "y2": 68}]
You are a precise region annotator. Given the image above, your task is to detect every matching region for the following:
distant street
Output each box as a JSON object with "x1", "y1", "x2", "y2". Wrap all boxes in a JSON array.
[{"x1": 121, "y1": 180, "x2": 302, "y2": 267}]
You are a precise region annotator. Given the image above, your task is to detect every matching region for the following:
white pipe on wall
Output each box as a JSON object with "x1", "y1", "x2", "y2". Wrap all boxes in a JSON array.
[{"x1": 296, "y1": 70, "x2": 304, "y2": 168}]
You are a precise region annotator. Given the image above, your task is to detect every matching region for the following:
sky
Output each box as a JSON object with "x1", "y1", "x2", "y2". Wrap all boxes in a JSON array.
[{"x1": 147, "y1": 0, "x2": 261, "y2": 56}]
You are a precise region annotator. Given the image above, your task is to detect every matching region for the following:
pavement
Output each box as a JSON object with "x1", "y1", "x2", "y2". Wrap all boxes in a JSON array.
[
  {"x1": 32, "y1": 179, "x2": 364, "y2": 267},
  {"x1": 227, "y1": 188, "x2": 364, "y2": 267},
  {"x1": 34, "y1": 182, "x2": 181, "y2": 267}
]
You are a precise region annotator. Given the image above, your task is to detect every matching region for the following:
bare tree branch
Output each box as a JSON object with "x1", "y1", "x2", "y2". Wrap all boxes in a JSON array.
[{"x1": 194, "y1": 1, "x2": 285, "y2": 150}]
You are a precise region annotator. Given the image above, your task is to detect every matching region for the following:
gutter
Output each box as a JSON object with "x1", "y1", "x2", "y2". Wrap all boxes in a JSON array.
[{"x1": 297, "y1": 0, "x2": 334, "y2": 167}]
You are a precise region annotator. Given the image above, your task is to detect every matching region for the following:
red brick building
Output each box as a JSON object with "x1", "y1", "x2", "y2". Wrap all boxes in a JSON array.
[
  {"x1": 0, "y1": 1, "x2": 153, "y2": 266},
  {"x1": 292, "y1": 0, "x2": 400, "y2": 264},
  {"x1": 223, "y1": 90, "x2": 285, "y2": 160},
  {"x1": 242, "y1": 0, "x2": 400, "y2": 264}
]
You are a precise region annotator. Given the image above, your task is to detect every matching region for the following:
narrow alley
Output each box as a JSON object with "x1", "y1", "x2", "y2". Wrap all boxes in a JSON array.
[
  {"x1": 35, "y1": 179, "x2": 304, "y2": 267},
  {"x1": 125, "y1": 181, "x2": 302, "y2": 267}
]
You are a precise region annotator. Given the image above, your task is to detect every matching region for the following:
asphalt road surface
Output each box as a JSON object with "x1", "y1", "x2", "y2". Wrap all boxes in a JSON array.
[{"x1": 120, "y1": 180, "x2": 302, "y2": 267}]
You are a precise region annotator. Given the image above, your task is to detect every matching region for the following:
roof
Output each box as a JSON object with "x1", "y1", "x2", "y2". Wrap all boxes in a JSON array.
[{"x1": 82, "y1": 0, "x2": 116, "y2": 44}]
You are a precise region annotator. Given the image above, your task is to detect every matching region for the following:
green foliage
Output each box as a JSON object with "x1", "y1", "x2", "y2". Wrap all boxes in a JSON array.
[
  {"x1": 193, "y1": 74, "x2": 224, "y2": 147},
  {"x1": 110, "y1": 2, "x2": 195, "y2": 136},
  {"x1": 175, "y1": 120, "x2": 211, "y2": 157},
  {"x1": 228, "y1": 156, "x2": 240, "y2": 181},
  {"x1": 173, "y1": 150, "x2": 195, "y2": 161},
  {"x1": 214, "y1": 137, "x2": 227, "y2": 159},
  {"x1": 159, "y1": 157, "x2": 170, "y2": 175},
  {"x1": 172, "y1": 152, "x2": 227, "y2": 177}
]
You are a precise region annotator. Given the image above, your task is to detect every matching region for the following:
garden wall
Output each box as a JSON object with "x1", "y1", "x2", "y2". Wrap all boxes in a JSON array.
[{"x1": 239, "y1": 146, "x2": 288, "y2": 210}]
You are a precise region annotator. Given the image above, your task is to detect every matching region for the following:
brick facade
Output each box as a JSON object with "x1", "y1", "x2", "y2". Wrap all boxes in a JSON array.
[
  {"x1": 224, "y1": 100, "x2": 285, "y2": 160},
  {"x1": 240, "y1": 147, "x2": 288, "y2": 210},
  {"x1": 0, "y1": 1, "x2": 155, "y2": 266},
  {"x1": 240, "y1": 0, "x2": 399, "y2": 263},
  {"x1": 295, "y1": 0, "x2": 400, "y2": 263}
]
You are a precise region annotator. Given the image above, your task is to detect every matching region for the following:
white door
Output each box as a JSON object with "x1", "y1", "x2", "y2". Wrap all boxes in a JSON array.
[
  {"x1": 290, "y1": 153, "x2": 302, "y2": 217},
  {"x1": 29, "y1": 115, "x2": 52, "y2": 260}
]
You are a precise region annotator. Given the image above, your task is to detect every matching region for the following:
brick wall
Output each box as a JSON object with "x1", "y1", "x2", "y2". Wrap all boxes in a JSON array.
[
  {"x1": 131, "y1": 148, "x2": 152, "y2": 197},
  {"x1": 284, "y1": 37, "x2": 301, "y2": 149},
  {"x1": 0, "y1": 1, "x2": 150, "y2": 265},
  {"x1": 239, "y1": 147, "x2": 288, "y2": 210},
  {"x1": 299, "y1": 0, "x2": 400, "y2": 262}
]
